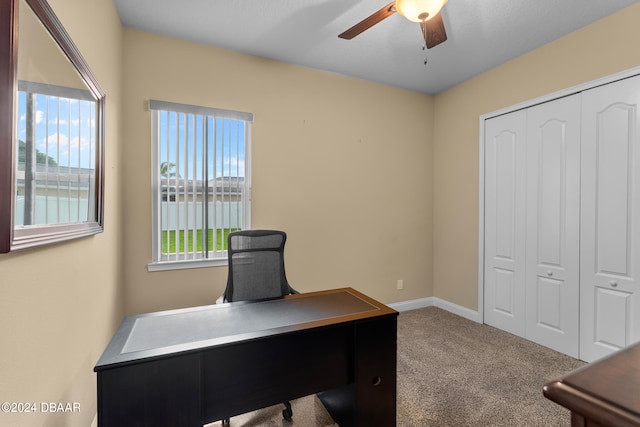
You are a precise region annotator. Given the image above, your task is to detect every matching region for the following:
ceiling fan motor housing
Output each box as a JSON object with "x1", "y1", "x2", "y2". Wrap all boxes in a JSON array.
[{"x1": 395, "y1": 0, "x2": 448, "y2": 22}]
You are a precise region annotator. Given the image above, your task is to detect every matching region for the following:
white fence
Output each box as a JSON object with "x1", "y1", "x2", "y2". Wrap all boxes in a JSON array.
[
  {"x1": 15, "y1": 195, "x2": 89, "y2": 226},
  {"x1": 15, "y1": 198, "x2": 242, "y2": 230},
  {"x1": 161, "y1": 201, "x2": 242, "y2": 231}
]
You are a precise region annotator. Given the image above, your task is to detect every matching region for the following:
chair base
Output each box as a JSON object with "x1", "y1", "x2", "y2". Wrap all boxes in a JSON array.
[{"x1": 282, "y1": 401, "x2": 293, "y2": 421}]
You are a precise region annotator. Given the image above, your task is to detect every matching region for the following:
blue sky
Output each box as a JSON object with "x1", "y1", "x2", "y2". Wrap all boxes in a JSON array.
[
  {"x1": 16, "y1": 92, "x2": 246, "y2": 178},
  {"x1": 158, "y1": 111, "x2": 245, "y2": 181},
  {"x1": 17, "y1": 91, "x2": 96, "y2": 169}
]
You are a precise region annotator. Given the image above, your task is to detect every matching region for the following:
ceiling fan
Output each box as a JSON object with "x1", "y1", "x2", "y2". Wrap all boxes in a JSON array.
[{"x1": 339, "y1": 0, "x2": 448, "y2": 49}]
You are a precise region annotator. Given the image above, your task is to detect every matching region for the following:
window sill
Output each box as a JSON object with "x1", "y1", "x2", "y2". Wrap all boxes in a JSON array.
[{"x1": 147, "y1": 258, "x2": 228, "y2": 272}]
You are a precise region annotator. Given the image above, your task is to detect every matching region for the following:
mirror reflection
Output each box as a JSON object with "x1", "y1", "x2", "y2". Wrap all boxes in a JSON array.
[{"x1": 15, "y1": 0, "x2": 98, "y2": 227}]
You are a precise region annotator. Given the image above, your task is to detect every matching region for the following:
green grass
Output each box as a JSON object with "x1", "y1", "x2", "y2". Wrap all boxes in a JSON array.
[{"x1": 162, "y1": 228, "x2": 238, "y2": 254}]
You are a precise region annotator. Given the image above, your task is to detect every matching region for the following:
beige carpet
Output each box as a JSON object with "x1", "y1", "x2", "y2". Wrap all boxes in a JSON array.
[
  {"x1": 204, "y1": 395, "x2": 337, "y2": 427},
  {"x1": 207, "y1": 306, "x2": 585, "y2": 426}
]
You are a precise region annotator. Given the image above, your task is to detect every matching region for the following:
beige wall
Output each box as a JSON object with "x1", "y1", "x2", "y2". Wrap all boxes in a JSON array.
[
  {"x1": 433, "y1": 3, "x2": 640, "y2": 311},
  {"x1": 122, "y1": 29, "x2": 435, "y2": 315},
  {"x1": 0, "y1": 0, "x2": 123, "y2": 426}
]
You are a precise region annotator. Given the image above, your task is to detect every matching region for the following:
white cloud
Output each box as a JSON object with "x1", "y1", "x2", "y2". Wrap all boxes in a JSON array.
[{"x1": 37, "y1": 133, "x2": 68, "y2": 152}]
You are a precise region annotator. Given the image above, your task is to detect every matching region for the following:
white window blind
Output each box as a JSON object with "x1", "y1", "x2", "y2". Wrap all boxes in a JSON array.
[{"x1": 149, "y1": 100, "x2": 252, "y2": 270}]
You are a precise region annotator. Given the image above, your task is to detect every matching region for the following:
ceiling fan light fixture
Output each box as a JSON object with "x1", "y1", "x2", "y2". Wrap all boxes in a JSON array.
[{"x1": 395, "y1": 0, "x2": 448, "y2": 22}]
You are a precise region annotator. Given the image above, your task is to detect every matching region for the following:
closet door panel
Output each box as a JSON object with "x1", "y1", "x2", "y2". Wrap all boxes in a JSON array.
[
  {"x1": 525, "y1": 95, "x2": 581, "y2": 358},
  {"x1": 484, "y1": 110, "x2": 527, "y2": 337},
  {"x1": 593, "y1": 287, "x2": 632, "y2": 350},
  {"x1": 581, "y1": 75, "x2": 640, "y2": 362}
]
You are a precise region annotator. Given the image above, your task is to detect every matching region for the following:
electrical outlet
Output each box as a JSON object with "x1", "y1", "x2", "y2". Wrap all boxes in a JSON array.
[{"x1": 397, "y1": 279, "x2": 404, "y2": 290}]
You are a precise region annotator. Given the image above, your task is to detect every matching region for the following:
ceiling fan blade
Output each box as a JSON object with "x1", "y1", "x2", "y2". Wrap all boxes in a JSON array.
[
  {"x1": 338, "y1": 1, "x2": 397, "y2": 40},
  {"x1": 420, "y1": 12, "x2": 447, "y2": 49}
]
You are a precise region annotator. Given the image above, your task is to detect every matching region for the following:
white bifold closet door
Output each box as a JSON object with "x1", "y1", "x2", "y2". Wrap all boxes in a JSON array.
[
  {"x1": 484, "y1": 110, "x2": 527, "y2": 337},
  {"x1": 580, "y1": 76, "x2": 640, "y2": 362},
  {"x1": 525, "y1": 95, "x2": 581, "y2": 358},
  {"x1": 484, "y1": 96, "x2": 581, "y2": 357},
  {"x1": 485, "y1": 74, "x2": 640, "y2": 361}
]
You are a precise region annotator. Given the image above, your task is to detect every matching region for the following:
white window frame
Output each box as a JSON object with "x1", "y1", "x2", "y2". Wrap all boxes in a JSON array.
[{"x1": 147, "y1": 100, "x2": 252, "y2": 271}]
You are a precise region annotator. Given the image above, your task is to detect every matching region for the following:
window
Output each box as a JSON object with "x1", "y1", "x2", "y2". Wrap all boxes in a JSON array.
[{"x1": 148, "y1": 100, "x2": 252, "y2": 270}]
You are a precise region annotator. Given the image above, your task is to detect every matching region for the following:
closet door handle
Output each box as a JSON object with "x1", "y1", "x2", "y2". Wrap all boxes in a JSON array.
[
  {"x1": 547, "y1": 271, "x2": 553, "y2": 277},
  {"x1": 609, "y1": 280, "x2": 618, "y2": 287}
]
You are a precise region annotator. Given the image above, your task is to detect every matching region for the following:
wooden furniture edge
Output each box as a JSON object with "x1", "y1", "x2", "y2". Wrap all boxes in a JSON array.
[{"x1": 543, "y1": 381, "x2": 640, "y2": 427}]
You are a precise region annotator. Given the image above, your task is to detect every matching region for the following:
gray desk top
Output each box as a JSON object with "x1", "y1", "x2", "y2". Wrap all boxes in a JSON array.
[{"x1": 95, "y1": 288, "x2": 397, "y2": 371}]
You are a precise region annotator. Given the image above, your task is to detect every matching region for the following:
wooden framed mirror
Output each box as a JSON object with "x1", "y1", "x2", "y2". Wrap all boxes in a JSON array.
[{"x1": 0, "y1": 0, "x2": 105, "y2": 253}]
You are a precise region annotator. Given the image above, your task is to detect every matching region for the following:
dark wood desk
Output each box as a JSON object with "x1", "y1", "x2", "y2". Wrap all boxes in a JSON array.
[
  {"x1": 94, "y1": 288, "x2": 398, "y2": 426},
  {"x1": 543, "y1": 342, "x2": 640, "y2": 427}
]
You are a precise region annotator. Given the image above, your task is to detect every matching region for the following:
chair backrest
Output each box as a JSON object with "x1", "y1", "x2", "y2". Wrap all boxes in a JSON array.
[{"x1": 223, "y1": 230, "x2": 293, "y2": 302}]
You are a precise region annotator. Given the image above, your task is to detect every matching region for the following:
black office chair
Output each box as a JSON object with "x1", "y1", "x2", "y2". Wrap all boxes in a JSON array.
[
  {"x1": 222, "y1": 229, "x2": 298, "y2": 303},
  {"x1": 220, "y1": 229, "x2": 298, "y2": 425}
]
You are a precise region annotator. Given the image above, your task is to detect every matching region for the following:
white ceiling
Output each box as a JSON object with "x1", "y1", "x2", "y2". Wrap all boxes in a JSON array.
[{"x1": 114, "y1": 0, "x2": 639, "y2": 95}]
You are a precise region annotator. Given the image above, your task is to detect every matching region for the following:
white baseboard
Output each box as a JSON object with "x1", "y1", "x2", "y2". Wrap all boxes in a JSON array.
[
  {"x1": 390, "y1": 296, "x2": 482, "y2": 324},
  {"x1": 388, "y1": 297, "x2": 434, "y2": 312},
  {"x1": 433, "y1": 297, "x2": 482, "y2": 323}
]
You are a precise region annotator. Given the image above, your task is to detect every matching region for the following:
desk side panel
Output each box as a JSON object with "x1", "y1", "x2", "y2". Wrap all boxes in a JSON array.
[
  {"x1": 317, "y1": 314, "x2": 398, "y2": 427},
  {"x1": 97, "y1": 353, "x2": 201, "y2": 427},
  {"x1": 354, "y1": 315, "x2": 397, "y2": 426}
]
